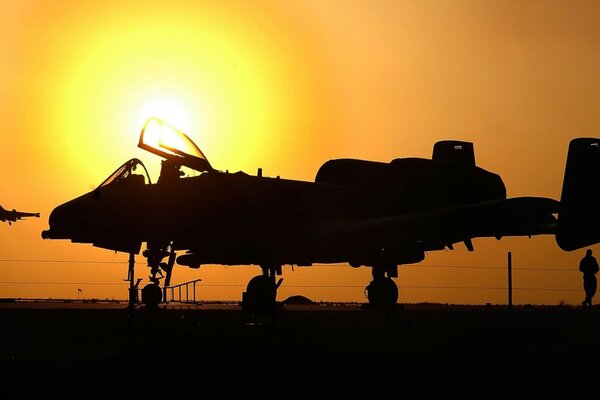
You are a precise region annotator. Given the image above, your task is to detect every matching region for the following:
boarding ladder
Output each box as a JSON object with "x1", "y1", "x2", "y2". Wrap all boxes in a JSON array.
[{"x1": 162, "y1": 279, "x2": 202, "y2": 304}]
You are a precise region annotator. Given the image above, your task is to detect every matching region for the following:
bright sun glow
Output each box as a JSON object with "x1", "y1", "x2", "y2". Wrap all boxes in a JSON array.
[
  {"x1": 39, "y1": 3, "x2": 324, "y2": 184},
  {"x1": 135, "y1": 97, "x2": 193, "y2": 138},
  {"x1": 139, "y1": 117, "x2": 206, "y2": 160}
]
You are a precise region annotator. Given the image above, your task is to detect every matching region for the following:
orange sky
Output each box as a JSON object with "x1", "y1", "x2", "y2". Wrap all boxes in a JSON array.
[{"x1": 1, "y1": 0, "x2": 600, "y2": 305}]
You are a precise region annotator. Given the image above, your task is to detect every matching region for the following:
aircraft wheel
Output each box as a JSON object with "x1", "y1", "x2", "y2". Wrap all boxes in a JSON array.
[
  {"x1": 141, "y1": 283, "x2": 163, "y2": 307},
  {"x1": 365, "y1": 277, "x2": 398, "y2": 308},
  {"x1": 242, "y1": 275, "x2": 277, "y2": 313}
]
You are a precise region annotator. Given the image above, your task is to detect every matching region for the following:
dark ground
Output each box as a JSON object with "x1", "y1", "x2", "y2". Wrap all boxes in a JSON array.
[{"x1": 1, "y1": 301, "x2": 599, "y2": 398}]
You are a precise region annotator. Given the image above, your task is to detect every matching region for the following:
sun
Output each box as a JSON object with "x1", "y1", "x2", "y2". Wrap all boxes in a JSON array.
[
  {"x1": 135, "y1": 96, "x2": 194, "y2": 137},
  {"x1": 40, "y1": 2, "x2": 327, "y2": 187}
]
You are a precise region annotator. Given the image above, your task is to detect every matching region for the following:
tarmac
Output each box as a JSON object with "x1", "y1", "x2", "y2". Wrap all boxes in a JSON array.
[{"x1": 1, "y1": 300, "x2": 599, "y2": 398}]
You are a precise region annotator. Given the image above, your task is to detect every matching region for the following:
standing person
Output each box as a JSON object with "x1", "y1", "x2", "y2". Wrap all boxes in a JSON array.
[{"x1": 579, "y1": 249, "x2": 599, "y2": 306}]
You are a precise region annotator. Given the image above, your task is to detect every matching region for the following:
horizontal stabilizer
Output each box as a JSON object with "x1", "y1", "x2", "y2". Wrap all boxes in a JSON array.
[{"x1": 556, "y1": 138, "x2": 600, "y2": 251}]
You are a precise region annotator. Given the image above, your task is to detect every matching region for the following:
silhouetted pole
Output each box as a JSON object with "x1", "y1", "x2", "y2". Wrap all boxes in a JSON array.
[
  {"x1": 128, "y1": 252, "x2": 135, "y2": 311},
  {"x1": 508, "y1": 251, "x2": 513, "y2": 311}
]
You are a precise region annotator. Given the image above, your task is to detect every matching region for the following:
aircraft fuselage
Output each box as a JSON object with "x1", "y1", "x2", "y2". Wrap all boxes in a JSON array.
[{"x1": 43, "y1": 156, "x2": 506, "y2": 267}]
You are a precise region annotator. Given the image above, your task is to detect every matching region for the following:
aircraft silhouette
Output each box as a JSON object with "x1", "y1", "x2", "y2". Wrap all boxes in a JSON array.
[
  {"x1": 1, "y1": 205, "x2": 40, "y2": 225},
  {"x1": 41, "y1": 117, "x2": 600, "y2": 311}
]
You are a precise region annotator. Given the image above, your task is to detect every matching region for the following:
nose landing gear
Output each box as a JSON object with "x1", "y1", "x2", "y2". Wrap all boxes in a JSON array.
[{"x1": 139, "y1": 244, "x2": 176, "y2": 308}]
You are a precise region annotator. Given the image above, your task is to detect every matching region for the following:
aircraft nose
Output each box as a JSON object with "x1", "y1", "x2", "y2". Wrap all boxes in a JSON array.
[
  {"x1": 41, "y1": 202, "x2": 73, "y2": 239},
  {"x1": 41, "y1": 192, "x2": 95, "y2": 239}
]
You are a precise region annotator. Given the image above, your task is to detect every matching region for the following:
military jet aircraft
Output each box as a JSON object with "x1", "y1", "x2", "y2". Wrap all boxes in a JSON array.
[
  {"x1": 1, "y1": 205, "x2": 40, "y2": 225},
  {"x1": 41, "y1": 117, "x2": 600, "y2": 311}
]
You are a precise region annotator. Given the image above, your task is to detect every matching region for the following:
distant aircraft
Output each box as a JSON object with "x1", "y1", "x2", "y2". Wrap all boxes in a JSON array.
[
  {"x1": 41, "y1": 117, "x2": 600, "y2": 311},
  {"x1": 1, "y1": 205, "x2": 40, "y2": 225}
]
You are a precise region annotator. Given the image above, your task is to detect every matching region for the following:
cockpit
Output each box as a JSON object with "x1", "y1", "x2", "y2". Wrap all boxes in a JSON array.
[
  {"x1": 97, "y1": 118, "x2": 214, "y2": 190},
  {"x1": 98, "y1": 158, "x2": 152, "y2": 188},
  {"x1": 138, "y1": 117, "x2": 214, "y2": 174}
]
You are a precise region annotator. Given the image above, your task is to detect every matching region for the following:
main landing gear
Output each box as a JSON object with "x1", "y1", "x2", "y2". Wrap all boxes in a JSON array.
[
  {"x1": 365, "y1": 264, "x2": 399, "y2": 308},
  {"x1": 241, "y1": 264, "x2": 283, "y2": 316}
]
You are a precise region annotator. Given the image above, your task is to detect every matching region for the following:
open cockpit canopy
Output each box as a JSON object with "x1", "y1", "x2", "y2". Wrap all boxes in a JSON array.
[{"x1": 138, "y1": 117, "x2": 214, "y2": 173}]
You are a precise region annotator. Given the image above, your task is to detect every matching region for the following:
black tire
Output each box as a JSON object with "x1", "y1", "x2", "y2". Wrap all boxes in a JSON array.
[
  {"x1": 141, "y1": 283, "x2": 163, "y2": 307},
  {"x1": 242, "y1": 275, "x2": 277, "y2": 313},
  {"x1": 365, "y1": 277, "x2": 399, "y2": 308}
]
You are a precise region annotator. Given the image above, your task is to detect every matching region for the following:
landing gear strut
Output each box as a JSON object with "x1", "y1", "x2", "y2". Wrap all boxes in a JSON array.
[
  {"x1": 241, "y1": 264, "x2": 283, "y2": 315},
  {"x1": 365, "y1": 264, "x2": 399, "y2": 308},
  {"x1": 139, "y1": 243, "x2": 176, "y2": 308}
]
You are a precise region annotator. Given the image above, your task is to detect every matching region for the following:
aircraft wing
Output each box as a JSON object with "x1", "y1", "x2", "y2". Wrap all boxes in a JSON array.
[{"x1": 311, "y1": 196, "x2": 559, "y2": 258}]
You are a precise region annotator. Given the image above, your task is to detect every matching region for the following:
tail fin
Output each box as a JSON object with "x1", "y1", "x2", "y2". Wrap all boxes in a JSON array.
[{"x1": 556, "y1": 138, "x2": 600, "y2": 251}]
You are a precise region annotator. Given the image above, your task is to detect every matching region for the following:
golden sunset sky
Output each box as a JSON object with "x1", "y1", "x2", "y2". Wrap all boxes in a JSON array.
[{"x1": 1, "y1": 0, "x2": 599, "y2": 305}]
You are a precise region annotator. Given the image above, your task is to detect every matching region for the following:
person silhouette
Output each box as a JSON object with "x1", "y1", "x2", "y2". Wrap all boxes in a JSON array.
[{"x1": 579, "y1": 249, "x2": 599, "y2": 306}]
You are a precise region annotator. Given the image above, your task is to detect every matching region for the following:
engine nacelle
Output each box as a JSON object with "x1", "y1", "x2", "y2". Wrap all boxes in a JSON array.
[
  {"x1": 314, "y1": 140, "x2": 506, "y2": 212},
  {"x1": 176, "y1": 253, "x2": 201, "y2": 269}
]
